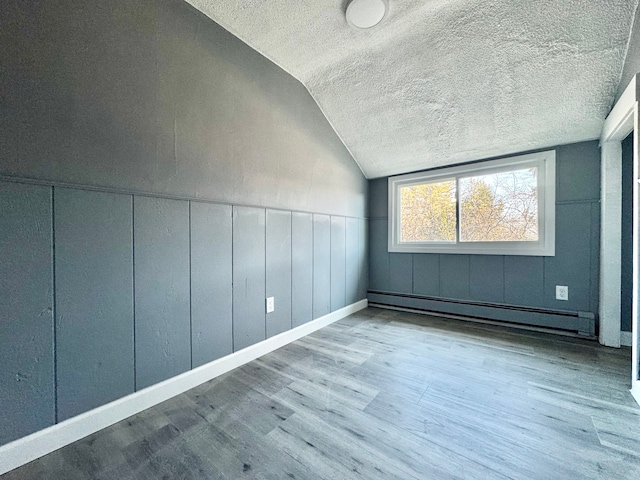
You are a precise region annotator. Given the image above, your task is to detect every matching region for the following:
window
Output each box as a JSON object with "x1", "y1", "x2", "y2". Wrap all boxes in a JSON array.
[{"x1": 388, "y1": 150, "x2": 555, "y2": 255}]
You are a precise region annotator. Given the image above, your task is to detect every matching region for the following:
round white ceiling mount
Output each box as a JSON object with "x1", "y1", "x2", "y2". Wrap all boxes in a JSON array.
[{"x1": 346, "y1": 0, "x2": 388, "y2": 29}]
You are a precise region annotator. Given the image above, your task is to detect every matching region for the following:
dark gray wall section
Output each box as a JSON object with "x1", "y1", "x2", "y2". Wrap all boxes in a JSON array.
[
  {"x1": 504, "y1": 257, "x2": 545, "y2": 308},
  {"x1": 369, "y1": 218, "x2": 390, "y2": 292},
  {"x1": 469, "y1": 255, "x2": 504, "y2": 303},
  {"x1": 555, "y1": 142, "x2": 601, "y2": 202},
  {"x1": 621, "y1": 133, "x2": 633, "y2": 332},
  {"x1": 358, "y1": 219, "x2": 369, "y2": 301},
  {"x1": 0, "y1": 182, "x2": 54, "y2": 445},
  {"x1": 134, "y1": 196, "x2": 191, "y2": 389},
  {"x1": 440, "y1": 256, "x2": 470, "y2": 299},
  {"x1": 190, "y1": 202, "x2": 233, "y2": 368},
  {"x1": 616, "y1": 6, "x2": 640, "y2": 102},
  {"x1": 346, "y1": 218, "x2": 359, "y2": 305},
  {"x1": 313, "y1": 215, "x2": 332, "y2": 318},
  {"x1": 389, "y1": 254, "x2": 413, "y2": 293},
  {"x1": 368, "y1": 178, "x2": 389, "y2": 219},
  {"x1": 233, "y1": 207, "x2": 266, "y2": 350},
  {"x1": 54, "y1": 188, "x2": 134, "y2": 421},
  {"x1": 331, "y1": 216, "x2": 347, "y2": 311},
  {"x1": 368, "y1": 141, "x2": 601, "y2": 327},
  {"x1": 292, "y1": 213, "x2": 314, "y2": 327},
  {"x1": 0, "y1": 0, "x2": 367, "y2": 218},
  {"x1": 413, "y1": 254, "x2": 440, "y2": 297},
  {"x1": 544, "y1": 203, "x2": 593, "y2": 311},
  {"x1": 266, "y1": 210, "x2": 292, "y2": 338}
]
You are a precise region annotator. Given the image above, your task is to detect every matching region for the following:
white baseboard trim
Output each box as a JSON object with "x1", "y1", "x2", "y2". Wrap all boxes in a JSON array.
[
  {"x1": 621, "y1": 331, "x2": 633, "y2": 347},
  {"x1": 0, "y1": 299, "x2": 368, "y2": 476}
]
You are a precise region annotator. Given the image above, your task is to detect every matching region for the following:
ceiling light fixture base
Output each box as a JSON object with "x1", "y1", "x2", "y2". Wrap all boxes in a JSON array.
[{"x1": 346, "y1": 0, "x2": 388, "y2": 29}]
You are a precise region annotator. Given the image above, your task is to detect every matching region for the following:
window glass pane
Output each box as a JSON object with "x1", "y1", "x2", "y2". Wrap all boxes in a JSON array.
[
  {"x1": 459, "y1": 167, "x2": 538, "y2": 242},
  {"x1": 400, "y1": 180, "x2": 456, "y2": 242}
]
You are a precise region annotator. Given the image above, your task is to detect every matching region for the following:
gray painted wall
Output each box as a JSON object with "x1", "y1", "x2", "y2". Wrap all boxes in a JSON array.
[
  {"x1": 331, "y1": 217, "x2": 347, "y2": 312},
  {"x1": 190, "y1": 203, "x2": 233, "y2": 367},
  {"x1": 0, "y1": 183, "x2": 54, "y2": 446},
  {"x1": 616, "y1": 5, "x2": 640, "y2": 102},
  {"x1": 0, "y1": 0, "x2": 367, "y2": 447},
  {"x1": 54, "y1": 189, "x2": 134, "y2": 421},
  {"x1": 0, "y1": 180, "x2": 368, "y2": 446},
  {"x1": 622, "y1": 134, "x2": 634, "y2": 333},
  {"x1": 134, "y1": 196, "x2": 192, "y2": 390},
  {"x1": 313, "y1": 215, "x2": 332, "y2": 319},
  {"x1": 291, "y1": 213, "x2": 314, "y2": 328},
  {"x1": 0, "y1": 0, "x2": 366, "y2": 218},
  {"x1": 266, "y1": 210, "x2": 293, "y2": 338},
  {"x1": 233, "y1": 206, "x2": 267, "y2": 351},
  {"x1": 368, "y1": 141, "x2": 601, "y2": 330}
]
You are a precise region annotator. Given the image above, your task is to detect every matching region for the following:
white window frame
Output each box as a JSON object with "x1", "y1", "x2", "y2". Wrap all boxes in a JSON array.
[{"x1": 388, "y1": 150, "x2": 556, "y2": 256}]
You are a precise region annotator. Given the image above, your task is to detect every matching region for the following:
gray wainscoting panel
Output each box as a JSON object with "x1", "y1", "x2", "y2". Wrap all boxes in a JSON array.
[
  {"x1": 504, "y1": 256, "x2": 545, "y2": 307},
  {"x1": 54, "y1": 188, "x2": 134, "y2": 421},
  {"x1": 134, "y1": 196, "x2": 191, "y2": 390},
  {"x1": 412, "y1": 254, "x2": 440, "y2": 297},
  {"x1": 358, "y1": 218, "x2": 368, "y2": 301},
  {"x1": 292, "y1": 212, "x2": 313, "y2": 327},
  {"x1": 233, "y1": 206, "x2": 266, "y2": 350},
  {"x1": 313, "y1": 214, "x2": 331, "y2": 319},
  {"x1": 331, "y1": 216, "x2": 347, "y2": 311},
  {"x1": 266, "y1": 209, "x2": 292, "y2": 338},
  {"x1": 0, "y1": 182, "x2": 54, "y2": 446},
  {"x1": 440, "y1": 255, "x2": 470, "y2": 299},
  {"x1": 346, "y1": 217, "x2": 359, "y2": 305},
  {"x1": 469, "y1": 255, "x2": 505, "y2": 304},
  {"x1": 190, "y1": 202, "x2": 233, "y2": 368},
  {"x1": 389, "y1": 254, "x2": 413, "y2": 293},
  {"x1": 369, "y1": 218, "x2": 389, "y2": 292}
]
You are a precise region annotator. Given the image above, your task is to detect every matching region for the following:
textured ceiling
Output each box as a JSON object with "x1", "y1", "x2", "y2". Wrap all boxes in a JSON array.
[{"x1": 185, "y1": 0, "x2": 639, "y2": 179}]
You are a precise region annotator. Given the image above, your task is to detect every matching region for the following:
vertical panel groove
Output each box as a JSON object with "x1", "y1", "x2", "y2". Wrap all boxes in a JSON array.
[
  {"x1": 132, "y1": 196, "x2": 136, "y2": 392},
  {"x1": 329, "y1": 216, "x2": 333, "y2": 312},
  {"x1": 344, "y1": 218, "x2": 347, "y2": 304},
  {"x1": 51, "y1": 187, "x2": 58, "y2": 424},
  {"x1": 411, "y1": 253, "x2": 414, "y2": 294},
  {"x1": 231, "y1": 206, "x2": 235, "y2": 353},
  {"x1": 290, "y1": 215, "x2": 294, "y2": 329},
  {"x1": 503, "y1": 255, "x2": 506, "y2": 304},
  {"x1": 265, "y1": 212, "x2": 267, "y2": 339},
  {"x1": 189, "y1": 201, "x2": 193, "y2": 370},
  {"x1": 312, "y1": 215, "x2": 315, "y2": 318},
  {"x1": 438, "y1": 255, "x2": 441, "y2": 297}
]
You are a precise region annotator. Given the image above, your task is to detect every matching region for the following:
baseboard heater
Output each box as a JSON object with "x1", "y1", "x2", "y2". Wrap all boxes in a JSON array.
[{"x1": 367, "y1": 290, "x2": 596, "y2": 337}]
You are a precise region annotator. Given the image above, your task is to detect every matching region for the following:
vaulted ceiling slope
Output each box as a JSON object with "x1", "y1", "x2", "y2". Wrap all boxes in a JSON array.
[{"x1": 186, "y1": 0, "x2": 639, "y2": 179}]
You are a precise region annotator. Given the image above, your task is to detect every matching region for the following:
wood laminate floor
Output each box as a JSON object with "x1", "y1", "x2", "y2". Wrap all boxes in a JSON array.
[{"x1": 4, "y1": 307, "x2": 640, "y2": 479}]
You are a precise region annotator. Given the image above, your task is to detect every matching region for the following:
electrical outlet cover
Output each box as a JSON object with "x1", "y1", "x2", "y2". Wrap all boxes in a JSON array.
[
  {"x1": 555, "y1": 286, "x2": 568, "y2": 301},
  {"x1": 266, "y1": 297, "x2": 275, "y2": 313}
]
